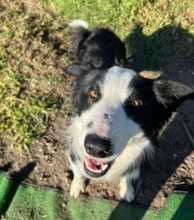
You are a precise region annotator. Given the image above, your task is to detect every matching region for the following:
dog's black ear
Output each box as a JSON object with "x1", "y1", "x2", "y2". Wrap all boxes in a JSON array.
[
  {"x1": 153, "y1": 79, "x2": 194, "y2": 109},
  {"x1": 65, "y1": 63, "x2": 86, "y2": 76},
  {"x1": 114, "y1": 43, "x2": 126, "y2": 66}
]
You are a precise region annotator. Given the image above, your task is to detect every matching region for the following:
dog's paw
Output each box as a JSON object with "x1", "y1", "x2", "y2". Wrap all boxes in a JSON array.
[
  {"x1": 119, "y1": 185, "x2": 135, "y2": 203},
  {"x1": 70, "y1": 179, "x2": 85, "y2": 198},
  {"x1": 70, "y1": 184, "x2": 82, "y2": 198}
]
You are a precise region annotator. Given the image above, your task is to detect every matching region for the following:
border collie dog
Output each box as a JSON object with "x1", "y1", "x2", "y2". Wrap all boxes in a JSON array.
[
  {"x1": 67, "y1": 66, "x2": 194, "y2": 202},
  {"x1": 65, "y1": 20, "x2": 126, "y2": 76}
]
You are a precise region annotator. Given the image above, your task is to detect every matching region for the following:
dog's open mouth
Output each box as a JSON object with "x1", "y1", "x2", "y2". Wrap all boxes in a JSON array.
[{"x1": 84, "y1": 156, "x2": 111, "y2": 177}]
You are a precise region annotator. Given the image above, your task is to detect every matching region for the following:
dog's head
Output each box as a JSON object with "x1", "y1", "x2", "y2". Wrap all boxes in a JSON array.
[
  {"x1": 70, "y1": 66, "x2": 194, "y2": 178},
  {"x1": 66, "y1": 20, "x2": 126, "y2": 76}
]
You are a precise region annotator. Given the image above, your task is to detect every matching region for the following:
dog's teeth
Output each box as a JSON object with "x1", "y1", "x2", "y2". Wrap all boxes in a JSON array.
[
  {"x1": 86, "y1": 163, "x2": 108, "y2": 173},
  {"x1": 84, "y1": 157, "x2": 109, "y2": 175},
  {"x1": 102, "y1": 164, "x2": 108, "y2": 171}
]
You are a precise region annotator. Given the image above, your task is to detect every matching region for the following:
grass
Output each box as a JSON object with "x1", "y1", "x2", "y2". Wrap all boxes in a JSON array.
[
  {"x1": 44, "y1": 0, "x2": 194, "y2": 36},
  {"x1": 0, "y1": 64, "x2": 65, "y2": 151},
  {"x1": 0, "y1": 0, "x2": 194, "y2": 150},
  {"x1": 44, "y1": 0, "x2": 194, "y2": 69},
  {"x1": 0, "y1": 60, "x2": 60, "y2": 149},
  {"x1": 43, "y1": 0, "x2": 145, "y2": 36},
  {"x1": 0, "y1": 0, "x2": 72, "y2": 150}
]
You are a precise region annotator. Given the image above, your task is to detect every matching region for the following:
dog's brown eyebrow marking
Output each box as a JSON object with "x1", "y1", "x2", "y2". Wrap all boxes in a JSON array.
[{"x1": 139, "y1": 71, "x2": 162, "y2": 79}]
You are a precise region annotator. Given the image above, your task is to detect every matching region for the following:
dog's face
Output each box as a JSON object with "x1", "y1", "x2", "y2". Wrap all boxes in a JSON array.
[{"x1": 70, "y1": 66, "x2": 193, "y2": 178}]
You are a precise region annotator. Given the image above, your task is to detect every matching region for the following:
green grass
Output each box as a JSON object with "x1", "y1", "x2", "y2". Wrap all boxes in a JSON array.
[
  {"x1": 44, "y1": 0, "x2": 194, "y2": 36},
  {"x1": 0, "y1": 0, "x2": 72, "y2": 150},
  {"x1": 0, "y1": 62, "x2": 58, "y2": 149},
  {"x1": 44, "y1": 0, "x2": 194, "y2": 69},
  {"x1": 43, "y1": 0, "x2": 146, "y2": 37}
]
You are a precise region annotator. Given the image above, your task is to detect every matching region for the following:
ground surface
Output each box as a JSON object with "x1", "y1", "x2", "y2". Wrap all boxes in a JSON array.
[{"x1": 0, "y1": 0, "x2": 194, "y2": 212}]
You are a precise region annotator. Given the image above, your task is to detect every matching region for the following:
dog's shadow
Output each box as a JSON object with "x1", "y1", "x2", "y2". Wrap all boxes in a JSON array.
[{"x1": 108, "y1": 25, "x2": 194, "y2": 219}]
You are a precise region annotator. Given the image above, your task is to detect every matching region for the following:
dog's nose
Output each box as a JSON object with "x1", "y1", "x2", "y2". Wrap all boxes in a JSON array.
[{"x1": 84, "y1": 134, "x2": 111, "y2": 158}]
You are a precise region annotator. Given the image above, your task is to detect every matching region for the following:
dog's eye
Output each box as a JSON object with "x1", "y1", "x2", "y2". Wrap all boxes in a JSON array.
[
  {"x1": 128, "y1": 99, "x2": 143, "y2": 107},
  {"x1": 87, "y1": 86, "x2": 100, "y2": 101}
]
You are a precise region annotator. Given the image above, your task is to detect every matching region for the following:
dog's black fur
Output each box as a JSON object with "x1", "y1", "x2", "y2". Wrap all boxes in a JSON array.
[
  {"x1": 124, "y1": 76, "x2": 194, "y2": 138},
  {"x1": 65, "y1": 24, "x2": 126, "y2": 76}
]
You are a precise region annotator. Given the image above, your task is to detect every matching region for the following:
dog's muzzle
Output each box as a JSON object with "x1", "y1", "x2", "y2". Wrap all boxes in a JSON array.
[{"x1": 83, "y1": 134, "x2": 113, "y2": 177}]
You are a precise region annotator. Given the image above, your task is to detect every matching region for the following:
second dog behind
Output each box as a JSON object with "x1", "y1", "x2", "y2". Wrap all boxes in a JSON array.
[{"x1": 65, "y1": 20, "x2": 126, "y2": 76}]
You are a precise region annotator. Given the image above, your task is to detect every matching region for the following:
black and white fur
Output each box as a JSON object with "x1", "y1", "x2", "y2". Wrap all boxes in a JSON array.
[
  {"x1": 65, "y1": 20, "x2": 126, "y2": 76},
  {"x1": 67, "y1": 66, "x2": 194, "y2": 202}
]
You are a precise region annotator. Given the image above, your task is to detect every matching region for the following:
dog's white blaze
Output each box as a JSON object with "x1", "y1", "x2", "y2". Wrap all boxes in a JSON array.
[
  {"x1": 103, "y1": 66, "x2": 136, "y2": 104},
  {"x1": 80, "y1": 67, "x2": 141, "y2": 154}
]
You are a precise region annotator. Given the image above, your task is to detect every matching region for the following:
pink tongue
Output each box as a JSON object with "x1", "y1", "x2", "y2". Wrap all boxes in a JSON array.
[
  {"x1": 88, "y1": 159, "x2": 97, "y2": 169},
  {"x1": 85, "y1": 157, "x2": 103, "y2": 170}
]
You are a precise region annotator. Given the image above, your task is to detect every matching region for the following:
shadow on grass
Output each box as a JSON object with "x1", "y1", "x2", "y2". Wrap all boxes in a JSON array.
[
  {"x1": 0, "y1": 161, "x2": 36, "y2": 217},
  {"x1": 126, "y1": 24, "x2": 194, "y2": 72},
  {"x1": 108, "y1": 24, "x2": 194, "y2": 220}
]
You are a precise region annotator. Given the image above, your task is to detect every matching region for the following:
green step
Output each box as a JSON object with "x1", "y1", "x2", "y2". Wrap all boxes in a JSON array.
[{"x1": 0, "y1": 172, "x2": 193, "y2": 220}]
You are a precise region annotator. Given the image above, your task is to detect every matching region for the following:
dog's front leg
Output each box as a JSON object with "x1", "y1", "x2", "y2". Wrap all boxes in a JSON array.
[
  {"x1": 119, "y1": 168, "x2": 139, "y2": 202},
  {"x1": 70, "y1": 172, "x2": 86, "y2": 198}
]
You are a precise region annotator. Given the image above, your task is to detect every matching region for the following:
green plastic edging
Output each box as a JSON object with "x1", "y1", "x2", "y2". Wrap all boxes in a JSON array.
[
  {"x1": 0, "y1": 172, "x2": 64, "y2": 220},
  {"x1": 0, "y1": 171, "x2": 194, "y2": 220},
  {"x1": 68, "y1": 193, "x2": 194, "y2": 220}
]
